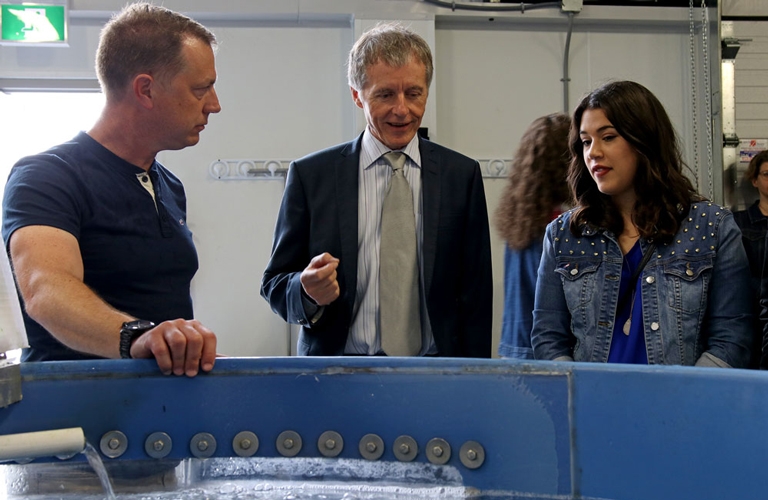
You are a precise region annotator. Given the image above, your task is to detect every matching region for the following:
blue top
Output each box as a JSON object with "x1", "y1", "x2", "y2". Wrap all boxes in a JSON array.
[
  {"x1": 607, "y1": 242, "x2": 648, "y2": 364},
  {"x1": 498, "y1": 241, "x2": 542, "y2": 359},
  {"x1": 532, "y1": 203, "x2": 753, "y2": 367},
  {"x1": 2, "y1": 132, "x2": 198, "y2": 361}
]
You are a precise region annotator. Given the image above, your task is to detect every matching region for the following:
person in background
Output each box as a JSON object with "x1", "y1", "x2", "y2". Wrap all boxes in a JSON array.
[
  {"x1": 532, "y1": 80, "x2": 752, "y2": 367},
  {"x1": 261, "y1": 23, "x2": 492, "y2": 357},
  {"x1": 1, "y1": 3, "x2": 221, "y2": 376},
  {"x1": 734, "y1": 150, "x2": 768, "y2": 368},
  {"x1": 494, "y1": 113, "x2": 571, "y2": 359}
]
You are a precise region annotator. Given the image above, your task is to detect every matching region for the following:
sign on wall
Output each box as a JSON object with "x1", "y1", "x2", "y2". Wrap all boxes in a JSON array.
[
  {"x1": 740, "y1": 139, "x2": 768, "y2": 163},
  {"x1": 0, "y1": 2, "x2": 67, "y2": 46}
]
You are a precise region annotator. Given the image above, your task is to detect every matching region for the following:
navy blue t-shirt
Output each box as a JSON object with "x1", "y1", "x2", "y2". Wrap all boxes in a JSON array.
[{"x1": 2, "y1": 132, "x2": 198, "y2": 361}]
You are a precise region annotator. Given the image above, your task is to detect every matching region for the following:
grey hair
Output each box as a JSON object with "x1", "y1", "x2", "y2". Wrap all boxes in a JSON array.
[{"x1": 347, "y1": 22, "x2": 433, "y2": 91}]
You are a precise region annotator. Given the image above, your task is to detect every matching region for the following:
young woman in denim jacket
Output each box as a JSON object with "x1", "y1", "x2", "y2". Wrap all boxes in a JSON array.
[
  {"x1": 495, "y1": 114, "x2": 571, "y2": 359},
  {"x1": 531, "y1": 81, "x2": 752, "y2": 367}
]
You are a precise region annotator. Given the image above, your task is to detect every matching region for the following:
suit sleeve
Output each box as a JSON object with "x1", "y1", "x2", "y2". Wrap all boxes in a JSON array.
[
  {"x1": 260, "y1": 162, "x2": 314, "y2": 327},
  {"x1": 459, "y1": 163, "x2": 493, "y2": 357}
]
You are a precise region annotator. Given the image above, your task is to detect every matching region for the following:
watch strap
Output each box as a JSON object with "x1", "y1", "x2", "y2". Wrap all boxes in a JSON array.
[{"x1": 119, "y1": 320, "x2": 156, "y2": 359}]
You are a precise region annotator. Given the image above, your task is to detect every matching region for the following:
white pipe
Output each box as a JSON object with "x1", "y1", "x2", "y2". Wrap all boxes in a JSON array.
[{"x1": 0, "y1": 427, "x2": 85, "y2": 462}]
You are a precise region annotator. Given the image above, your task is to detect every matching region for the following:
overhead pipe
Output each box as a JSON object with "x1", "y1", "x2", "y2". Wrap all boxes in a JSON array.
[
  {"x1": 422, "y1": 0, "x2": 561, "y2": 13},
  {"x1": 421, "y1": 0, "x2": 581, "y2": 112}
]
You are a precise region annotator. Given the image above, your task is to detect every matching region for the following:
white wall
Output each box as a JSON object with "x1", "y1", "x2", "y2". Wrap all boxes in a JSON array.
[
  {"x1": 724, "y1": 0, "x2": 768, "y2": 17},
  {"x1": 434, "y1": 23, "x2": 693, "y2": 357},
  {"x1": 733, "y1": 21, "x2": 768, "y2": 140},
  {"x1": 160, "y1": 26, "x2": 354, "y2": 357},
  {"x1": 0, "y1": 1, "x2": 711, "y2": 357}
]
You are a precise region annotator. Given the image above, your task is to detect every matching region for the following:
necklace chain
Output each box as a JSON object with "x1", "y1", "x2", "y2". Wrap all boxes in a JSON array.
[{"x1": 622, "y1": 254, "x2": 637, "y2": 336}]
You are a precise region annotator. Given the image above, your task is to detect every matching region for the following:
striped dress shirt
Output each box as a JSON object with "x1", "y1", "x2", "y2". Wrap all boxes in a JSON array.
[{"x1": 345, "y1": 130, "x2": 436, "y2": 355}]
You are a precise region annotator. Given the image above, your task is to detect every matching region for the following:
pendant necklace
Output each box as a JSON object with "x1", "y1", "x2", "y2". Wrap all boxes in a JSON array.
[
  {"x1": 619, "y1": 241, "x2": 655, "y2": 336},
  {"x1": 622, "y1": 256, "x2": 635, "y2": 336},
  {"x1": 623, "y1": 290, "x2": 634, "y2": 336}
]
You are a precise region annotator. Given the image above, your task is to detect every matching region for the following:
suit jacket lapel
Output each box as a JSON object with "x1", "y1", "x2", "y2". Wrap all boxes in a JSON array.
[
  {"x1": 420, "y1": 138, "x2": 440, "y2": 297},
  {"x1": 337, "y1": 134, "x2": 363, "y2": 312}
]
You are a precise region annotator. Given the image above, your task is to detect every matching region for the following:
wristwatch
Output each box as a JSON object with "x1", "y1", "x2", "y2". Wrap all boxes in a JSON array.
[{"x1": 119, "y1": 320, "x2": 156, "y2": 359}]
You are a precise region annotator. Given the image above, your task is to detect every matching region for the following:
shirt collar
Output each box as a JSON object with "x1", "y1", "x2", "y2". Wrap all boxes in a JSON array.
[{"x1": 361, "y1": 128, "x2": 422, "y2": 170}]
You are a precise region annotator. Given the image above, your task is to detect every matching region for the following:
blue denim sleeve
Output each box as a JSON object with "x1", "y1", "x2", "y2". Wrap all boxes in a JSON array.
[
  {"x1": 531, "y1": 225, "x2": 574, "y2": 360},
  {"x1": 498, "y1": 243, "x2": 542, "y2": 360},
  {"x1": 703, "y1": 212, "x2": 753, "y2": 368}
]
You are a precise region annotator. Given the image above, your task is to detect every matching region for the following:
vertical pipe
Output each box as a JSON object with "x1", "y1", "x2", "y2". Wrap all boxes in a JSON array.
[{"x1": 562, "y1": 12, "x2": 575, "y2": 114}]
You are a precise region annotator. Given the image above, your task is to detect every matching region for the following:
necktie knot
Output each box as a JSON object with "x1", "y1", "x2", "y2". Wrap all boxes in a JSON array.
[{"x1": 383, "y1": 152, "x2": 406, "y2": 174}]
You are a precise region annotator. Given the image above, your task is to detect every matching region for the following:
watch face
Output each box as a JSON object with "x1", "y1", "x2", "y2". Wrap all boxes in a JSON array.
[
  {"x1": 120, "y1": 320, "x2": 156, "y2": 359},
  {"x1": 123, "y1": 320, "x2": 155, "y2": 331}
]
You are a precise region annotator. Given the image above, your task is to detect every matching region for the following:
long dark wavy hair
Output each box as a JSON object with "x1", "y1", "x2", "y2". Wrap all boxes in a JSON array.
[
  {"x1": 495, "y1": 113, "x2": 572, "y2": 250},
  {"x1": 568, "y1": 80, "x2": 703, "y2": 243}
]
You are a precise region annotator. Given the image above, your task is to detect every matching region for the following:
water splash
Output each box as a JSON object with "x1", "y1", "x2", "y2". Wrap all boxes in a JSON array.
[
  {"x1": 0, "y1": 456, "x2": 608, "y2": 499},
  {"x1": 81, "y1": 442, "x2": 116, "y2": 499}
]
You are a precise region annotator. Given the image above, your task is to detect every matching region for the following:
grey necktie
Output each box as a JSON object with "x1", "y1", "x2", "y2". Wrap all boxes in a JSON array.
[{"x1": 379, "y1": 151, "x2": 422, "y2": 356}]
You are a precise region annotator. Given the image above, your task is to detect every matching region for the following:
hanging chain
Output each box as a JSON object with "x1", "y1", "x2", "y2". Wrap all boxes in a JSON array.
[
  {"x1": 688, "y1": 0, "x2": 700, "y2": 189},
  {"x1": 701, "y1": 0, "x2": 714, "y2": 200},
  {"x1": 688, "y1": 0, "x2": 715, "y2": 199}
]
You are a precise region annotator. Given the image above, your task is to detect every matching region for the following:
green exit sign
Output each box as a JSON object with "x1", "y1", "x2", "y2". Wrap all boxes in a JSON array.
[{"x1": 1, "y1": 4, "x2": 66, "y2": 45}]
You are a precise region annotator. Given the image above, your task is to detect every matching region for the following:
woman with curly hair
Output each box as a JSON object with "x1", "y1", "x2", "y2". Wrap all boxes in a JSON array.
[
  {"x1": 531, "y1": 80, "x2": 752, "y2": 367},
  {"x1": 495, "y1": 113, "x2": 571, "y2": 359}
]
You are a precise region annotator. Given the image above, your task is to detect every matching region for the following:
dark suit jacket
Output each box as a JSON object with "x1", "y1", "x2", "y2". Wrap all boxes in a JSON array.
[{"x1": 261, "y1": 134, "x2": 492, "y2": 357}]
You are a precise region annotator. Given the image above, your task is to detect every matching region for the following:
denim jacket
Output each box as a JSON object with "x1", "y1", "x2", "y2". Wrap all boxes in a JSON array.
[
  {"x1": 531, "y1": 202, "x2": 753, "y2": 367},
  {"x1": 498, "y1": 242, "x2": 542, "y2": 359}
]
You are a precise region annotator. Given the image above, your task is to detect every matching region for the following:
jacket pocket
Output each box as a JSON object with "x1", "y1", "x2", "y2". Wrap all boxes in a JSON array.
[
  {"x1": 663, "y1": 257, "x2": 713, "y2": 313},
  {"x1": 555, "y1": 259, "x2": 600, "y2": 306},
  {"x1": 739, "y1": 227, "x2": 765, "y2": 243}
]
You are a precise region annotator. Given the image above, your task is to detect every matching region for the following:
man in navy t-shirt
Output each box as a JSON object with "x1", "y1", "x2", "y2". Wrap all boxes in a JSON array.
[{"x1": 1, "y1": 3, "x2": 221, "y2": 377}]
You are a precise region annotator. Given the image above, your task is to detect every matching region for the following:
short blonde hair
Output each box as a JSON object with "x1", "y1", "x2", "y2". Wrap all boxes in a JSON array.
[{"x1": 96, "y1": 2, "x2": 215, "y2": 98}]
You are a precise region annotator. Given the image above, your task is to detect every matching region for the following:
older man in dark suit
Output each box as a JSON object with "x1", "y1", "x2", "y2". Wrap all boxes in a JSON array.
[{"x1": 261, "y1": 23, "x2": 492, "y2": 357}]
